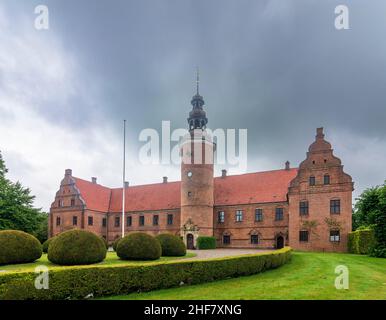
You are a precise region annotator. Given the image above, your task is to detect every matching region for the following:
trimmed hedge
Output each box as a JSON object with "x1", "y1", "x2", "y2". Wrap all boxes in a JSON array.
[
  {"x1": 0, "y1": 230, "x2": 42, "y2": 265},
  {"x1": 197, "y1": 236, "x2": 216, "y2": 250},
  {"x1": 112, "y1": 237, "x2": 121, "y2": 252},
  {"x1": 117, "y1": 233, "x2": 161, "y2": 260},
  {"x1": 0, "y1": 247, "x2": 292, "y2": 300},
  {"x1": 156, "y1": 233, "x2": 186, "y2": 256},
  {"x1": 348, "y1": 228, "x2": 376, "y2": 254},
  {"x1": 48, "y1": 230, "x2": 107, "y2": 265},
  {"x1": 100, "y1": 237, "x2": 109, "y2": 249},
  {"x1": 42, "y1": 237, "x2": 55, "y2": 253}
]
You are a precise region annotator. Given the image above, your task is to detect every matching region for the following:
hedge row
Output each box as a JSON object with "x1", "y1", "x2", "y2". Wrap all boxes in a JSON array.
[
  {"x1": 0, "y1": 247, "x2": 292, "y2": 300},
  {"x1": 348, "y1": 229, "x2": 375, "y2": 254},
  {"x1": 196, "y1": 236, "x2": 216, "y2": 249}
]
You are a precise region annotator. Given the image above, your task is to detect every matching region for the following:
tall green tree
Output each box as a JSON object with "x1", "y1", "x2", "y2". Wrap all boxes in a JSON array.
[
  {"x1": 353, "y1": 187, "x2": 380, "y2": 230},
  {"x1": 353, "y1": 182, "x2": 386, "y2": 257},
  {"x1": 0, "y1": 151, "x2": 48, "y2": 242}
]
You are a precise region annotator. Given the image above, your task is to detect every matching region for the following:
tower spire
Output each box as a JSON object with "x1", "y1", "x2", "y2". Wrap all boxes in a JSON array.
[
  {"x1": 196, "y1": 66, "x2": 200, "y2": 95},
  {"x1": 188, "y1": 68, "x2": 208, "y2": 131}
]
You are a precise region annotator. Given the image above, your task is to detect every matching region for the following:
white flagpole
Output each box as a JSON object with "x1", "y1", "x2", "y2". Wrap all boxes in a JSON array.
[{"x1": 122, "y1": 119, "x2": 126, "y2": 238}]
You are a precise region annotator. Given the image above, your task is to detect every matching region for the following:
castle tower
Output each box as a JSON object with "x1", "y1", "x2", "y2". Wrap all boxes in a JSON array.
[
  {"x1": 180, "y1": 71, "x2": 215, "y2": 249},
  {"x1": 288, "y1": 128, "x2": 354, "y2": 252}
]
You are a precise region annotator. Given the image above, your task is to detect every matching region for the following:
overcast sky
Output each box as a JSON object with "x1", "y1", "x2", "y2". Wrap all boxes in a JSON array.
[{"x1": 1, "y1": 0, "x2": 386, "y2": 211}]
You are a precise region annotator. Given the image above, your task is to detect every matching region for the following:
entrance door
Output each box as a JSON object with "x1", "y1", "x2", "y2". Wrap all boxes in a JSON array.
[
  {"x1": 276, "y1": 236, "x2": 284, "y2": 249},
  {"x1": 187, "y1": 234, "x2": 194, "y2": 249}
]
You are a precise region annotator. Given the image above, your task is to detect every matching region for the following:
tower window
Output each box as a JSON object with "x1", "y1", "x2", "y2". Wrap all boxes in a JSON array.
[
  {"x1": 330, "y1": 230, "x2": 340, "y2": 242},
  {"x1": 330, "y1": 199, "x2": 341, "y2": 214},
  {"x1": 324, "y1": 175, "x2": 330, "y2": 185},
  {"x1": 88, "y1": 216, "x2": 93, "y2": 226},
  {"x1": 73, "y1": 216, "x2": 78, "y2": 226},
  {"x1": 71, "y1": 198, "x2": 75, "y2": 207},
  {"x1": 223, "y1": 235, "x2": 231, "y2": 244},
  {"x1": 299, "y1": 201, "x2": 309, "y2": 216},
  {"x1": 127, "y1": 216, "x2": 132, "y2": 227},
  {"x1": 58, "y1": 200, "x2": 62, "y2": 208},
  {"x1": 255, "y1": 209, "x2": 263, "y2": 222},
  {"x1": 299, "y1": 230, "x2": 309, "y2": 242},
  {"x1": 167, "y1": 214, "x2": 173, "y2": 225},
  {"x1": 218, "y1": 211, "x2": 225, "y2": 223},
  {"x1": 102, "y1": 217, "x2": 107, "y2": 227},
  {"x1": 309, "y1": 176, "x2": 316, "y2": 186},
  {"x1": 235, "y1": 210, "x2": 243, "y2": 222},
  {"x1": 115, "y1": 216, "x2": 120, "y2": 227},
  {"x1": 56, "y1": 216, "x2": 61, "y2": 226},
  {"x1": 275, "y1": 208, "x2": 284, "y2": 221},
  {"x1": 153, "y1": 215, "x2": 159, "y2": 226},
  {"x1": 251, "y1": 234, "x2": 259, "y2": 244},
  {"x1": 139, "y1": 215, "x2": 145, "y2": 226}
]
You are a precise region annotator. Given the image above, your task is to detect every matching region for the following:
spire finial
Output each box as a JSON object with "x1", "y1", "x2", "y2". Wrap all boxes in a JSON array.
[{"x1": 196, "y1": 66, "x2": 200, "y2": 95}]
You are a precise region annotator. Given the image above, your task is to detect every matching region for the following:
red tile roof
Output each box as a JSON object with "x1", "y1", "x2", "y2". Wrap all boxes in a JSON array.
[
  {"x1": 73, "y1": 168, "x2": 298, "y2": 212},
  {"x1": 109, "y1": 182, "x2": 181, "y2": 212},
  {"x1": 214, "y1": 168, "x2": 298, "y2": 206},
  {"x1": 73, "y1": 178, "x2": 112, "y2": 212}
]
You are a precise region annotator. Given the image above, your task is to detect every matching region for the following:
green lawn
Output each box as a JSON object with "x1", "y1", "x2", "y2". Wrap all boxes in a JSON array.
[
  {"x1": 0, "y1": 251, "x2": 196, "y2": 274},
  {"x1": 102, "y1": 251, "x2": 386, "y2": 300}
]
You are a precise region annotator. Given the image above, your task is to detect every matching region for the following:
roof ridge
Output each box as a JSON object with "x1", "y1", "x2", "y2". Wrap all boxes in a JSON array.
[{"x1": 214, "y1": 167, "x2": 298, "y2": 179}]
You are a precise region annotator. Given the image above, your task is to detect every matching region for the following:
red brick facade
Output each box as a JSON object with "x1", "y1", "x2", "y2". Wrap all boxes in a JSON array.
[{"x1": 49, "y1": 127, "x2": 353, "y2": 252}]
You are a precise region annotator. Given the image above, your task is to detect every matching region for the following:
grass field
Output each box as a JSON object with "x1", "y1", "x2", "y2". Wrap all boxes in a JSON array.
[
  {"x1": 102, "y1": 251, "x2": 386, "y2": 300},
  {"x1": 0, "y1": 251, "x2": 196, "y2": 274}
]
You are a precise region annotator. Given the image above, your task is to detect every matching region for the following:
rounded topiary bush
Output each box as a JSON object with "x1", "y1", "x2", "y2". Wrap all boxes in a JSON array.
[
  {"x1": 0, "y1": 230, "x2": 42, "y2": 265},
  {"x1": 117, "y1": 232, "x2": 161, "y2": 260},
  {"x1": 156, "y1": 233, "x2": 186, "y2": 256},
  {"x1": 113, "y1": 237, "x2": 121, "y2": 251},
  {"x1": 42, "y1": 237, "x2": 55, "y2": 253},
  {"x1": 100, "y1": 236, "x2": 109, "y2": 249},
  {"x1": 48, "y1": 229, "x2": 107, "y2": 265}
]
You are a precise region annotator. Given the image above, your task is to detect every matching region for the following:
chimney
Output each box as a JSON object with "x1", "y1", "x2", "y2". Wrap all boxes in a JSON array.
[
  {"x1": 163, "y1": 176, "x2": 168, "y2": 183},
  {"x1": 124, "y1": 181, "x2": 129, "y2": 188},
  {"x1": 316, "y1": 127, "x2": 324, "y2": 140},
  {"x1": 91, "y1": 177, "x2": 97, "y2": 184},
  {"x1": 221, "y1": 169, "x2": 227, "y2": 178},
  {"x1": 285, "y1": 161, "x2": 290, "y2": 170},
  {"x1": 65, "y1": 169, "x2": 72, "y2": 176}
]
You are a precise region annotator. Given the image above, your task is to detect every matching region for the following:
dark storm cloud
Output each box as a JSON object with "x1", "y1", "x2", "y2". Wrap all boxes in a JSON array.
[{"x1": 3, "y1": 0, "x2": 386, "y2": 204}]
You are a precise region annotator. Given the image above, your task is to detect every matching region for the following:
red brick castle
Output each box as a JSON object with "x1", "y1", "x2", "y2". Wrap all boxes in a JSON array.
[{"x1": 49, "y1": 85, "x2": 354, "y2": 252}]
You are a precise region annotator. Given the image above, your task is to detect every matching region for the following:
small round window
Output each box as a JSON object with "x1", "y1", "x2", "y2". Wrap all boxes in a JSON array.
[{"x1": 187, "y1": 171, "x2": 193, "y2": 178}]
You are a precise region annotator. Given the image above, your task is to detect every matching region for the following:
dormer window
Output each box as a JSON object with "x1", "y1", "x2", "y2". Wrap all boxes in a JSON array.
[{"x1": 309, "y1": 176, "x2": 316, "y2": 186}]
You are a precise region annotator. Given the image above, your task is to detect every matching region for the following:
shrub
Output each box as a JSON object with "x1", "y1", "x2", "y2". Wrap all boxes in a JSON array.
[
  {"x1": 100, "y1": 236, "x2": 109, "y2": 249},
  {"x1": 0, "y1": 247, "x2": 292, "y2": 299},
  {"x1": 42, "y1": 237, "x2": 55, "y2": 253},
  {"x1": 48, "y1": 230, "x2": 107, "y2": 265},
  {"x1": 348, "y1": 228, "x2": 376, "y2": 254},
  {"x1": 112, "y1": 237, "x2": 121, "y2": 251},
  {"x1": 0, "y1": 230, "x2": 42, "y2": 265},
  {"x1": 116, "y1": 232, "x2": 161, "y2": 260},
  {"x1": 196, "y1": 236, "x2": 216, "y2": 250},
  {"x1": 156, "y1": 233, "x2": 186, "y2": 256}
]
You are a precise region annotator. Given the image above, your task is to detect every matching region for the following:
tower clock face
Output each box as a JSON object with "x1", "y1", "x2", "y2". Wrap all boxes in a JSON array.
[{"x1": 187, "y1": 171, "x2": 193, "y2": 178}]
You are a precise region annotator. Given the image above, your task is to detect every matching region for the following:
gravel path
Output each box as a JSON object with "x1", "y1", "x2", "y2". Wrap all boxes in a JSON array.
[{"x1": 185, "y1": 248, "x2": 273, "y2": 260}]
